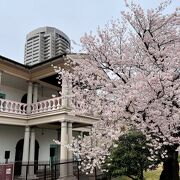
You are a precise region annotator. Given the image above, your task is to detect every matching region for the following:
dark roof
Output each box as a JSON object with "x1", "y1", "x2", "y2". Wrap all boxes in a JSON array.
[
  {"x1": 0, "y1": 54, "x2": 67, "y2": 70},
  {"x1": 0, "y1": 55, "x2": 28, "y2": 69},
  {"x1": 27, "y1": 53, "x2": 67, "y2": 68},
  {"x1": 0, "y1": 53, "x2": 86, "y2": 70}
]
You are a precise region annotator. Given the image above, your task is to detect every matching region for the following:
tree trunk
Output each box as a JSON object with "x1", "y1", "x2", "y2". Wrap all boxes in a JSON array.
[
  {"x1": 138, "y1": 163, "x2": 144, "y2": 180},
  {"x1": 160, "y1": 149, "x2": 179, "y2": 180}
]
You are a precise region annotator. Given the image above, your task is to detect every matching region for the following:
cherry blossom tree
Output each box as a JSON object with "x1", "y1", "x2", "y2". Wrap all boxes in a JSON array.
[{"x1": 55, "y1": 1, "x2": 180, "y2": 179}]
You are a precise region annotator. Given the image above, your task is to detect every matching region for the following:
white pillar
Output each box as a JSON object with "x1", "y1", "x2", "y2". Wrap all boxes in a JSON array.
[
  {"x1": 21, "y1": 126, "x2": 30, "y2": 177},
  {"x1": 61, "y1": 78, "x2": 68, "y2": 108},
  {"x1": 0, "y1": 71, "x2": 2, "y2": 88},
  {"x1": 0, "y1": 71, "x2": 3, "y2": 92},
  {"x1": 67, "y1": 122, "x2": 73, "y2": 160},
  {"x1": 67, "y1": 122, "x2": 74, "y2": 176},
  {"x1": 67, "y1": 78, "x2": 72, "y2": 108},
  {"x1": 29, "y1": 129, "x2": 35, "y2": 163},
  {"x1": 28, "y1": 128, "x2": 36, "y2": 177},
  {"x1": 60, "y1": 121, "x2": 68, "y2": 178},
  {"x1": 33, "y1": 83, "x2": 38, "y2": 103},
  {"x1": 27, "y1": 81, "x2": 33, "y2": 114}
]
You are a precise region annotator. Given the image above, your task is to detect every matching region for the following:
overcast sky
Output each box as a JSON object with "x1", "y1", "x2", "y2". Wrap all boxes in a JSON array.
[{"x1": 0, "y1": 0, "x2": 178, "y2": 64}]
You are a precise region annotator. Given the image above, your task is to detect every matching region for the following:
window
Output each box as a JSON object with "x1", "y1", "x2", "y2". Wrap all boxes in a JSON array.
[{"x1": 0, "y1": 93, "x2": 5, "y2": 99}]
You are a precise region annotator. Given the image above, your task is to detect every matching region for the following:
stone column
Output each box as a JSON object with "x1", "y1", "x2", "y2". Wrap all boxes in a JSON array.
[
  {"x1": 67, "y1": 122, "x2": 74, "y2": 177},
  {"x1": 61, "y1": 78, "x2": 68, "y2": 108},
  {"x1": 0, "y1": 71, "x2": 2, "y2": 88},
  {"x1": 60, "y1": 121, "x2": 68, "y2": 178},
  {"x1": 67, "y1": 78, "x2": 72, "y2": 108},
  {"x1": 27, "y1": 81, "x2": 33, "y2": 114},
  {"x1": 0, "y1": 70, "x2": 3, "y2": 93},
  {"x1": 28, "y1": 128, "x2": 36, "y2": 178},
  {"x1": 21, "y1": 126, "x2": 30, "y2": 177},
  {"x1": 33, "y1": 83, "x2": 38, "y2": 103}
]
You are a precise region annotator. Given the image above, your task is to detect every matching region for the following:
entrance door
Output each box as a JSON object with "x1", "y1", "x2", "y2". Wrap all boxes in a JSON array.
[
  {"x1": 50, "y1": 144, "x2": 59, "y2": 164},
  {"x1": 14, "y1": 139, "x2": 39, "y2": 176},
  {"x1": 14, "y1": 139, "x2": 23, "y2": 176}
]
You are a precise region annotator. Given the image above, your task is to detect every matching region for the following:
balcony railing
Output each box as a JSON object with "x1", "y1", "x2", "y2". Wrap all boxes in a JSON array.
[
  {"x1": 0, "y1": 99, "x2": 27, "y2": 114},
  {"x1": 0, "y1": 97, "x2": 61, "y2": 115},
  {"x1": 31, "y1": 97, "x2": 61, "y2": 114}
]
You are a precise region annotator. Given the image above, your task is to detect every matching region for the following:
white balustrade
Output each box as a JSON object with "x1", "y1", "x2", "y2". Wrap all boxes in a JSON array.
[
  {"x1": 0, "y1": 97, "x2": 62, "y2": 115},
  {"x1": 0, "y1": 98, "x2": 27, "y2": 114},
  {"x1": 31, "y1": 97, "x2": 61, "y2": 114}
]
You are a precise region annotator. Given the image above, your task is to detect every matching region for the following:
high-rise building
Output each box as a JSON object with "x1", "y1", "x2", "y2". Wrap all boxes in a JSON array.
[{"x1": 24, "y1": 26, "x2": 71, "y2": 66}]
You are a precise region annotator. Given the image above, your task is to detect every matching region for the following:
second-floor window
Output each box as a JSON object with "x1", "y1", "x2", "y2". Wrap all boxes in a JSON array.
[{"x1": 0, "y1": 93, "x2": 5, "y2": 99}]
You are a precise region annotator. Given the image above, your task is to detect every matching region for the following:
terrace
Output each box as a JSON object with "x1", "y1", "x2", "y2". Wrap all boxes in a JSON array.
[{"x1": 0, "y1": 97, "x2": 61, "y2": 115}]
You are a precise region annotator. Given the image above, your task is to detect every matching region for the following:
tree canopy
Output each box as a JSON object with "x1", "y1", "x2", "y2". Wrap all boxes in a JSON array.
[
  {"x1": 55, "y1": 0, "x2": 180, "y2": 179},
  {"x1": 104, "y1": 131, "x2": 159, "y2": 180}
]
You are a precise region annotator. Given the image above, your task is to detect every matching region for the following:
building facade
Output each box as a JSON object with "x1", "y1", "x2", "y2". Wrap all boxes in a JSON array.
[
  {"x1": 24, "y1": 27, "x2": 71, "y2": 66},
  {"x1": 0, "y1": 54, "x2": 96, "y2": 179}
]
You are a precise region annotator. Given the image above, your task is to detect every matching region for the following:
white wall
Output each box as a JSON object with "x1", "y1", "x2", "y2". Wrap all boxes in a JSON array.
[
  {"x1": 36, "y1": 128, "x2": 57, "y2": 162},
  {"x1": 0, "y1": 125, "x2": 59, "y2": 163},
  {"x1": 1, "y1": 73, "x2": 27, "y2": 102},
  {"x1": 0, "y1": 125, "x2": 24, "y2": 162},
  {"x1": 37, "y1": 85, "x2": 59, "y2": 102},
  {"x1": 1, "y1": 85, "x2": 27, "y2": 102},
  {"x1": 1, "y1": 72, "x2": 59, "y2": 103}
]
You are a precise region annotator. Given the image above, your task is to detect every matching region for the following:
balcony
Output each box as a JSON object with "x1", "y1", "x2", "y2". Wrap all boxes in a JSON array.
[
  {"x1": 0, "y1": 97, "x2": 62, "y2": 115},
  {"x1": 31, "y1": 97, "x2": 61, "y2": 114},
  {"x1": 0, "y1": 97, "x2": 98, "y2": 127}
]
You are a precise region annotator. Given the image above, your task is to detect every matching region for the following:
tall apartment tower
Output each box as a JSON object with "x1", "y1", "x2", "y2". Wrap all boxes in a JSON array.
[{"x1": 24, "y1": 27, "x2": 71, "y2": 66}]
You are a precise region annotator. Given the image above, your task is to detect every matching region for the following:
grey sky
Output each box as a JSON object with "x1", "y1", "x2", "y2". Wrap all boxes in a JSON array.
[{"x1": 0, "y1": 0, "x2": 178, "y2": 64}]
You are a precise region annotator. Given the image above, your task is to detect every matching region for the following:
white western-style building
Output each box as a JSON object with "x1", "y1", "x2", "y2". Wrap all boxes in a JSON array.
[{"x1": 0, "y1": 54, "x2": 97, "y2": 179}]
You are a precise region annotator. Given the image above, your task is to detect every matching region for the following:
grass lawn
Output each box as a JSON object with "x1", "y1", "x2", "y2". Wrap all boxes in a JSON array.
[
  {"x1": 111, "y1": 153, "x2": 180, "y2": 179},
  {"x1": 112, "y1": 168, "x2": 161, "y2": 180},
  {"x1": 144, "y1": 165, "x2": 162, "y2": 180},
  {"x1": 112, "y1": 164, "x2": 180, "y2": 180}
]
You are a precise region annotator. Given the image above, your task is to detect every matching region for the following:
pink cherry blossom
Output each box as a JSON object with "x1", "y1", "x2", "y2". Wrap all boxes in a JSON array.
[{"x1": 55, "y1": 0, "x2": 180, "y2": 177}]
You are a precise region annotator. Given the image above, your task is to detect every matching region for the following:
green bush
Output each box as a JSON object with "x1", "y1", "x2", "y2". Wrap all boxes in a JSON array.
[{"x1": 104, "y1": 131, "x2": 160, "y2": 180}]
